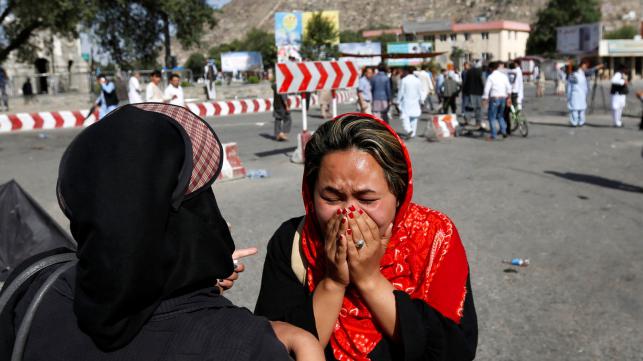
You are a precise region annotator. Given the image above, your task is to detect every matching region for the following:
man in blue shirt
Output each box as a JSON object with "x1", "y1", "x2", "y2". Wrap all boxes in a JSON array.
[
  {"x1": 357, "y1": 67, "x2": 373, "y2": 114},
  {"x1": 370, "y1": 63, "x2": 392, "y2": 122},
  {"x1": 95, "y1": 75, "x2": 119, "y2": 119}
]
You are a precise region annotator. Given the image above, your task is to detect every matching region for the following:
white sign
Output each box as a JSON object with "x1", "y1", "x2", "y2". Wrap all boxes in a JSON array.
[
  {"x1": 557, "y1": 23, "x2": 601, "y2": 55},
  {"x1": 220, "y1": 52, "x2": 263, "y2": 73}
]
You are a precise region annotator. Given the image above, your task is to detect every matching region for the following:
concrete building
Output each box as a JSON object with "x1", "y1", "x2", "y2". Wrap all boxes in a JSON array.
[
  {"x1": 401, "y1": 20, "x2": 531, "y2": 65},
  {"x1": 599, "y1": 39, "x2": 643, "y2": 79},
  {"x1": 2, "y1": 31, "x2": 90, "y2": 95}
]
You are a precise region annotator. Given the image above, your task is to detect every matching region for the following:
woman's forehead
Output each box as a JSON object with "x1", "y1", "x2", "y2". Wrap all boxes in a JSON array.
[{"x1": 317, "y1": 150, "x2": 387, "y2": 190}]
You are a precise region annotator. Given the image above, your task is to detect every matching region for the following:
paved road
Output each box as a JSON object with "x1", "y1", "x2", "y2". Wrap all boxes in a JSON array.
[{"x1": 1, "y1": 85, "x2": 642, "y2": 360}]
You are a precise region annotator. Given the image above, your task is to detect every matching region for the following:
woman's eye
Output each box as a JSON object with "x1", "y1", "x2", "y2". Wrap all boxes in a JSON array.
[
  {"x1": 359, "y1": 199, "x2": 378, "y2": 205},
  {"x1": 321, "y1": 196, "x2": 340, "y2": 203}
]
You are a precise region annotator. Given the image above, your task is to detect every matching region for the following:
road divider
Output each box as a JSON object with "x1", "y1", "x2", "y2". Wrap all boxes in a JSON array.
[{"x1": 0, "y1": 90, "x2": 357, "y2": 134}]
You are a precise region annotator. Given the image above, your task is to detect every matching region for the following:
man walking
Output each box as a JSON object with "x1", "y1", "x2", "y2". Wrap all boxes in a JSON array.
[
  {"x1": 128, "y1": 71, "x2": 143, "y2": 104},
  {"x1": 357, "y1": 67, "x2": 373, "y2": 114},
  {"x1": 397, "y1": 67, "x2": 423, "y2": 139},
  {"x1": 462, "y1": 60, "x2": 485, "y2": 127},
  {"x1": 415, "y1": 65, "x2": 434, "y2": 112},
  {"x1": 504, "y1": 61, "x2": 524, "y2": 134},
  {"x1": 441, "y1": 71, "x2": 461, "y2": 114},
  {"x1": 146, "y1": 70, "x2": 164, "y2": 102},
  {"x1": 482, "y1": 62, "x2": 512, "y2": 140},
  {"x1": 460, "y1": 62, "x2": 470, "y2": 117},
  {"x1": 272, "y1": 82, "x2": 291, "y2": 141},
  {"x1": 95, "y1": 74, "x2": 119, "y2": 119},
  {"x1": 610, "y1": 64, "x2": 628, "y2": 128},
  {"x1": 164, "y1": 73, "x2": 185, "y2": 107},
  {"x1": 371, "y1": 63, "x2": 392, "y2": 123}
]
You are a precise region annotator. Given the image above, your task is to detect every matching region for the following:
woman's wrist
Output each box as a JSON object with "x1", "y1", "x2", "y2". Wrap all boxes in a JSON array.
[
  {"x1": 321, "y1": 277, "x2": 348, "y2": 293},
  {"x1": 355, "y1": 272, "x2": 392, "y2": 295}
]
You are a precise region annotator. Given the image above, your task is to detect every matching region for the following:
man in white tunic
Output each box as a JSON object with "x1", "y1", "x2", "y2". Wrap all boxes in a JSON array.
[
  {"x1": 610, "y1": 64, "x2": 628, "y2": 128},
  {"x1": 146, "y1": 70, "x2": 164, "y2": 102},
  {"x1": 397, "y1": 67, "x2": 423, "y2": 139},
  {"x1": 128, "y1": 72, "x2": 142, "y2": 104},
  {"x1": 164, "y1": 73, "x2": 185, "y2": 107}
]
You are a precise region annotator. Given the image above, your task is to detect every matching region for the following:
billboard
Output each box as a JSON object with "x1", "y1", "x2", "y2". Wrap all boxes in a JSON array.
[
  {"x1": 386, "y1": 42, "x2": 434, "y2": 66},
  {"x1": 556, "y1": 23, "x2": 601, "y2": 55},
  {"x1": 338, "y1": 42, "x2": 382, "y2": 68},
  {"x1": 275, "y1": 12, "x2": 304, "y2": 63},
  {"x1": 220, "y1": 52, "x2": 263, "y2": 73}
]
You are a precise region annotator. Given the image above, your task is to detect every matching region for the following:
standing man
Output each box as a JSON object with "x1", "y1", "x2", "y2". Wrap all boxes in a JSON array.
[
  {"x1": 371, "y1": 63, "x2": 392, "y2": 123},
  {"x1": 204, "y1": 59, "x2": 218, "y2": 100},
  {"x1": 504, "y1": 61, "x2": 524, "y2": 134},
  {"x1": 164, "y1": 73, "x2": 185, "y2": 107},
  {"x1": 128, "y1": 71, "x2": 143, "y2": 104},
  {"x1": 482, "y1": 62, "x2": 512, "y2": 140},
  {"x1": 415, "y1": 65, "x2": 434, "y2": 112},
  {"x1": 566, "y1": 61, "x2": 591, "y2": 127},
  {"x1": 0, "y1": 66, "x2": 9, "y2": 111},
  {"x1": 357, "y1": 67, "x2": 373, "y2": 114},
  {"x1": 610, "y1": 64, "x2": 628, "y2": 128},
  {"x1": 460, "y1": 62, "x2": 471, "y2": 117},
  {"x1": 435, "y1": 68, "x2": 446, "y2": 107},
  {"x1": 271, "y1": 82, "x2": 291, "y2": 141},
  {"x1": 146, "y1": 70, "x2": 164, "y2": 102},
  {"x1": 462, "y1": 60, "x2": 485, "y2": 127},
  {"x1": 95, "y1": 74, "x2": 119, "y2": 119},
  {"x1": 397, "y1": 66, "x2": 423, "y2": 139},
  {"x1": 441, "y1": 71, "x2": 461, "y2": 114}
]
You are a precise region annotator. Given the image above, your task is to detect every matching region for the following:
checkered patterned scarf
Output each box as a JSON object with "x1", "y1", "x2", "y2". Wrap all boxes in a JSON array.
[{"x1": 300, "y1": 113, "x2": 469, "y2": 360}]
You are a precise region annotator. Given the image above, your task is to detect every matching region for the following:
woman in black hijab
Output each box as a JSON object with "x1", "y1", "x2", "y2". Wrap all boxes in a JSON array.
[{"x1": 4, "y1": 104, "x2": 322, "y2": 360}]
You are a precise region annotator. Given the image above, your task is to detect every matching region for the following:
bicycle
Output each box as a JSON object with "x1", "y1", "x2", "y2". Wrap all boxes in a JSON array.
[{"x1": 509, "y1": 105, "x2": 528, "y2": 137}]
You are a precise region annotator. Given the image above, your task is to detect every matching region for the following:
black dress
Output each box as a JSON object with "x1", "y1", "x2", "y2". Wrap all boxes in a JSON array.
[{"x1": 255, "y1": 217, "x2": 478, "y2": 361}]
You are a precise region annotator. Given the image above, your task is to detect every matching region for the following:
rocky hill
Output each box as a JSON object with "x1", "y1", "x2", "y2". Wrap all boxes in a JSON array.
[{"x1": 174, "y1": 0, "x2": 642, "y2": 61}]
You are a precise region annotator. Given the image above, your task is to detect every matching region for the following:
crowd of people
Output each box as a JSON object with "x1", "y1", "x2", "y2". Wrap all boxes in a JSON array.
[
  {"x1": 93, "y1": 70, "x2": 186, "y2": 119},
  {"x1": 355, "y1": 59, "x2": 526, "y2": 141},
  {"x1": 353, "y1": 57, "x2": 643, "y2": 140}
]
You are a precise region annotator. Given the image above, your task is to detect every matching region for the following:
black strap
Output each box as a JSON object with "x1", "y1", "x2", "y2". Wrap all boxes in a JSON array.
[
  {"x1": 0, "y1": 253, "x2": 76, "y2": 313},
  {"x1": 11, "y1": 260, "x2": 76, "y2": 361}
]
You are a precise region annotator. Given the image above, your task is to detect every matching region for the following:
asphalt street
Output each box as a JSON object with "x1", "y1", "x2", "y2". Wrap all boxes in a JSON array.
[{"x1": 1, "y1": 84, "x2": 642, "y2": 360}]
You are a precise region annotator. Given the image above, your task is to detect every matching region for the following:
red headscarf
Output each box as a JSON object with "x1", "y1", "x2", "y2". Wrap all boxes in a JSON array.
[{"x1": 300, "y1": 113, "x2": 469, "y2": 360}]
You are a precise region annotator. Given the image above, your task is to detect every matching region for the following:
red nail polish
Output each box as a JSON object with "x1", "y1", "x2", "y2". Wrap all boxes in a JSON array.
[
  {"x1": 347, "y1": 229, "x2": 352, "y2": 235},
  {"x1": 340, "y1": 218, "x2": 346, "y2": 224},
  {"x1": 348, "y1": 212, "x2": 354, "y2": 219},
  {"x1": 358, "y1": 209, "x2": 364, "y2": 215},
  {"x1": 336, "y1": 209, "x2": 341, "y2": 215},
  {"x1": 349, "y1": 205, "x2": 356, "y2": 212},
  {"x1": 341, "y1": 209, "x2": 347, "y2": 214}
]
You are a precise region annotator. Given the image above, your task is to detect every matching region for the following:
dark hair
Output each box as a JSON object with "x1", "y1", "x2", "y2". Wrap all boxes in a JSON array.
[
  {"x1": 169, "y1": 73, "x2": 180, "y2": 80},
  {"x1": 304, "y1": 115, "x2": 408, "y2": 202},
  {"x1": 151, "y1": 70, "x2": 162, "y2": 78},
  {"x1": 377, "y1": 62, "x2": 387, "y2": 72},
  {"x1": 96, "y1": 74, "x2": 106, "y2": 80}
]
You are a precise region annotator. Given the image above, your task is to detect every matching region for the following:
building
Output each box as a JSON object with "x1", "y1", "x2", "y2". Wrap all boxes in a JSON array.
[
  {"x1": 2, "y1": 31, "x2": 90, "y2": 95},
  {"x1": 599, "y1": 38, "x2": 643, "y2": 79},
  {"x1": 400, "y1": 20, "x2": 531, "y2": 65}
]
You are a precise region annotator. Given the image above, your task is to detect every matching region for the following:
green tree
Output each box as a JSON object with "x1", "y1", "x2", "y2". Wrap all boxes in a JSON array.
[
  {"x1": 604, "y1": 25, "x2": 638, "y2": 40},
  {"x1": 526, "y1": 0, "x2": 601, "y2": 55},
  {"x1": 90, "y1": 0, "x2": 216, "y2": 68},
  {"x1": 0, "y1": 0, "x2": 93, "y2": 63},
  {"x1": 301, "y1": 11, "x2": 339, "y2": 60},
  {"x1": 184, "y1": 52, "x2": 206, "y2": 80},
  {"x1": 241, "y1": 28, "x2": 277, "y2": 68}
]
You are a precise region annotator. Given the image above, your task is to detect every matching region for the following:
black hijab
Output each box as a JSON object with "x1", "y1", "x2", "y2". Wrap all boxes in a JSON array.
[{"x1": 56, "y1": 104, "x2": 234, "y2": 351}]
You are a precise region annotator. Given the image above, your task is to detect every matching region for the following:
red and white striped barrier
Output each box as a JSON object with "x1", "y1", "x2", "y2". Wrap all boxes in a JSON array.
[
  {"x1": 0, "y1": 110, "x2": 98, "y2": 133},
  {"x1": 218, "y1": 142, "x2": 246, "y2": 181},
  {"x1": 276, "y1": 61, "x2": 359, "y2": 94},
  {"x1": 0, "y1": 90, "x2": 357, "y2": 134},
  {"x1": 431, "y1": 114, "x2": 459, "y2": 139}
]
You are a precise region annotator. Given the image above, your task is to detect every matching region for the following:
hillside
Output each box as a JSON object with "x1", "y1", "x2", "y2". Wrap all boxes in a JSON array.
[{"x1": 173, "y1": 0, "x2": 642, "y2": 61}]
